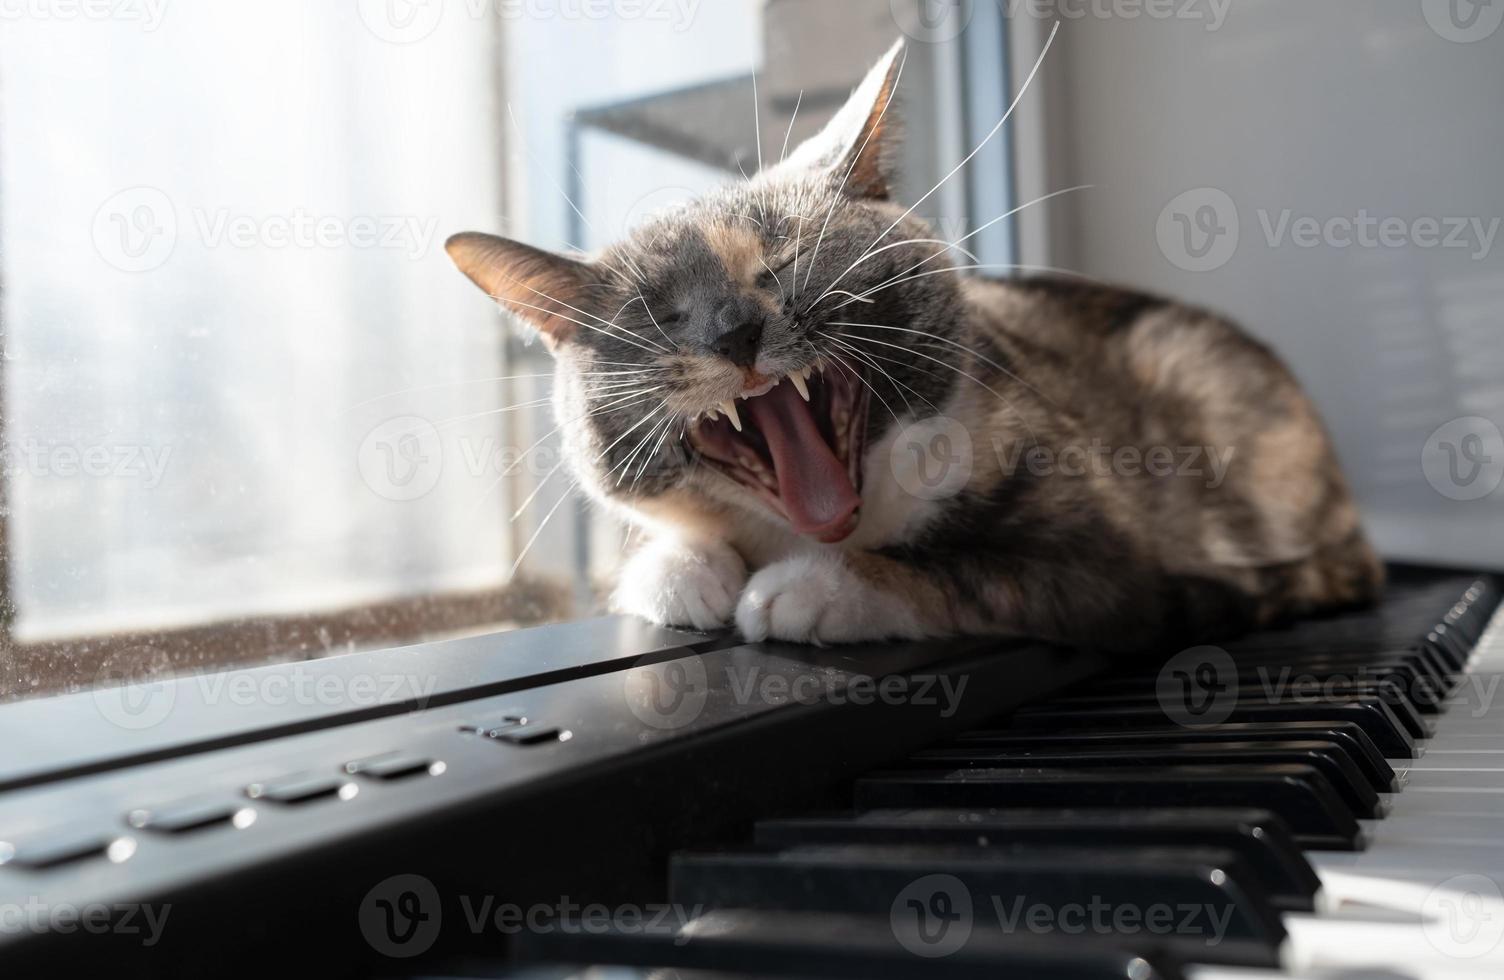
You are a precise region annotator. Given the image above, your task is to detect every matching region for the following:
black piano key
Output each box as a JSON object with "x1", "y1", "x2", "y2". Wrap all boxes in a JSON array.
[
  {"x1": 1087, "y1": 659, "x2": 1451, "y2": 713},
  {"x1": 905, "y1": 742, "x2": 1380, "y2": 818},
  {"x1": 853, "y1": 765, "x2": 1364, "y2": 851},
  {"x1": 1092, "y1": 655, "x2": 1448, "y2": 692},
  {"x1": 949, "y1": 722, "x2": 1397, "y2": 793},
  {"x1": 515, "y1": 908, "x2": 1193, "y2": 980},
  {"x1": 1023, "y1": 690, "x2": 1431, "y2": 741},
  {"x1": 753, "y1": 807, "x2": 1320, "y2": 912},
  {"x1": 1009, "y1": 700, "x2": 1417, "y2": 758},
  {"x1": 1424, "y1": 629, "x2": 1469, "y2": 671},
  {"x1": 669, "y1": 844, "x2": 1284, "y2": 957}
]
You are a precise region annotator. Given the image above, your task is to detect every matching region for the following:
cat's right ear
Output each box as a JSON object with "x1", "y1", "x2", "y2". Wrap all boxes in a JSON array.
[
  {"x1": 445, "y1": 232, "x2": 596, "y2": 350},
  {"x1": 782, "y1": 40, "x2": 906, "y2": 200}
]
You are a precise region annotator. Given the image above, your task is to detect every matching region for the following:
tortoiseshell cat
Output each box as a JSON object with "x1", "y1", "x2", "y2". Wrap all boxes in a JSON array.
[{"x1": 446, "y1": 42, "x2": 1382, "y2": 650}]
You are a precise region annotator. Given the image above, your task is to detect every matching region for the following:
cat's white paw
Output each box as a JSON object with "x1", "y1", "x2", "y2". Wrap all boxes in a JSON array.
[
  {"x1": 735, "y1": 553, "x2": 921, "y2": 645},
  {"x1": 612, "y1": 538, "x2": 746, "y2": 631}
]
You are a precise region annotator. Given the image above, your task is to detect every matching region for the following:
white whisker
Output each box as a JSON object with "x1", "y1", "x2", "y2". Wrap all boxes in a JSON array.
[
  {"x1": 828, "y1": 319, "x2": 1050, "y2": 403},
  {"x1": 830, "y1": 330, "x2": 1034, "y2": 435},
  {"x1": 802, "y1": 47, "x2": 910, "y2": 293},
  {"x1": 812, "y1": 238, "x2": 983, "y2": 307},
  {"x1": 594, "y1": 400, "x2": 670, "y2": 463},
  {"x1": 510, "y1": 458, "x2": 568, "y2": 522},
  {"x1": 825, "y1": 186, "x2": 1094, "y2": 309},
  {"x1": 821, "y1": 333, "x2": 917, "y2": 417},
  {"x1": 824, "y1": 290, "x2": 875, "y2": 305},
  {"x1": 779, "y1": 89, "x2": 804, "y2": 164},
  {"x1": 831, "y1": 263, "x2": 1102, "y2": 309},
  {"x1": 859, "y1": 21, "x2": 1061, "y2": 263},
  {"x1": 508, "y1": 479, "x2": 580, "y2": 579},
  {"x1": 509, "y1": 102, "x2": 597, "y2": 242},
  {"x1": 495, "y1": 294, "x2": 669, "y2": 355},
  {"x1": 821, "y1": 333, "x2": 940, "y2": 416},
  {"x1": 822, "y1": 345, "x2": 900, "y2": 425}
]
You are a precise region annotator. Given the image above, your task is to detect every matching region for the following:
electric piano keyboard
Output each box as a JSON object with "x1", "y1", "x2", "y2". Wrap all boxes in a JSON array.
[
  {"x1": 498, "y1": 571, "x2": 1504, "y2": 980},
  {"x1": 0, "y1": 569, "x2": 1498, "y2": 979}
]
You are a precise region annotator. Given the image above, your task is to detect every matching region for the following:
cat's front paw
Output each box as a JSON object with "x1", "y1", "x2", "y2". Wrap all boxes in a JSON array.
[
  {"x1": 612, "y1": 538, "x2": 747, "y2": 631},
  {"x1": 735, "y1": 553, "x2": 921, "y2": 645}
]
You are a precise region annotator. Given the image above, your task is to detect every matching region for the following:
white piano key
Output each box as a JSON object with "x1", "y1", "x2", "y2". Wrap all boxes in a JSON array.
[
  {"x1": 1283, "y1": 912, "x2": 1504, "y2": 976},
  {"x1": 1256, "y1": 596, "x2": 1504, "y2": 978}
]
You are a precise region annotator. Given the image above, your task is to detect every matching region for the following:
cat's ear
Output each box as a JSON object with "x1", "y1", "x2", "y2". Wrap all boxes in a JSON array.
[
  {"x1": 783, "y1": 40, "x2": 905, "y2": 200},
  {"x1": 445, "y1": 232, "x2": 597, "y2": 350}
]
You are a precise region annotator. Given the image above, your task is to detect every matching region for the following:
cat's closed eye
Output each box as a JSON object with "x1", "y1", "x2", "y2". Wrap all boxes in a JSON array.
[{"x1": 756, "y1": 259, "x2": 796, "y2": 297}]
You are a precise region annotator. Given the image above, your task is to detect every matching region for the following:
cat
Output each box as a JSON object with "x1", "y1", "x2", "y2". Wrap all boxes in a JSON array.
[{"x1": 444, "y1": 41, "x2": 1383, "y2": 651}]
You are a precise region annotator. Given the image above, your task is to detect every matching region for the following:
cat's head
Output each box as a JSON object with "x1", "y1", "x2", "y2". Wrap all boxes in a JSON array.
[{"x1": 447, "y1": 42, "x2": 967, "y2": 543}]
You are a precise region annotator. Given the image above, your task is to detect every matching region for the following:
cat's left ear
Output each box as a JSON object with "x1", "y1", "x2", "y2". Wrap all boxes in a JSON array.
[
  {"x1": 445, "y1": 231, "x2": 599, "y2": 351},
  {"x1": 783, "y1": 40, "x2": 905, "y2": 201}
]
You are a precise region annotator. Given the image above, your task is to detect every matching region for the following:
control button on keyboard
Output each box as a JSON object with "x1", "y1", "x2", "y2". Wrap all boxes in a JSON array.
[
  {"x1": 128, "y1": 797, "x2": 256, "y2": 834},
  {"x1": 344, "y1": 753, "x2": 443, "y2": 780},
  {"x1": 0, "y1": 826, "x2": 135, "y2": 870},
  {"x1": 459, "y1": 714, "x2": 527, "y2": 736},
  {"x1": 489, "y1": 726, "x2": 571, "y2": 746},
  {"x1": 246, "y1": 774, "x2": 355, "y2": 804}
]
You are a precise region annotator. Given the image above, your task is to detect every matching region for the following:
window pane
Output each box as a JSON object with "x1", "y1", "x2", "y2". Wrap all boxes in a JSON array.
[
  {"x1": 0, "y1": 0, "x2": 962, "y2": 699},
  {"x1": 2, "y1": 5, "x2": 509, "y2": 645}
]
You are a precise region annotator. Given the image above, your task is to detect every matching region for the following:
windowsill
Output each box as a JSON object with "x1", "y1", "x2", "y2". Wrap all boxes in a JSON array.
[{"x1": 0, "y1": 575, "x2": 576, "y2": 704}]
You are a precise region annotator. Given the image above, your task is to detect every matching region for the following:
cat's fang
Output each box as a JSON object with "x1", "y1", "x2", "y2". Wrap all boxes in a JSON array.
[
  {"x1": 789, "y1": 372, "x2": 811, "y2": 402},
  {"x1": 721, "y1": 400, "x2": 743, "y2": 432}
]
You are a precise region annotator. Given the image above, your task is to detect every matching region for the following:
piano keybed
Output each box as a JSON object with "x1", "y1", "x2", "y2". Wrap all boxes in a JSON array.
[{"x1": 502, "y1": 572, "x2": 1504, "y2": 980}]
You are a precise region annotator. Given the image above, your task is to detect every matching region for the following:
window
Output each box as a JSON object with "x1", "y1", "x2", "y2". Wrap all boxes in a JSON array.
[{"x1": 0, "y1": 1, "x2": 998, "y2": 700}]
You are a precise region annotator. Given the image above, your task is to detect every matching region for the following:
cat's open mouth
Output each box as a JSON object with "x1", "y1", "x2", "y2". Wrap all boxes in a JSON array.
[{"x1": 686, "y1": 365, "x2": 869, "y2": 543}]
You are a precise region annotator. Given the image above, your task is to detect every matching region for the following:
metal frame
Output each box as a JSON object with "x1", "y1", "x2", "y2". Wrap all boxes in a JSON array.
[{"x1": 960, "y1": 0, "x2": 1019, "y2": 270}]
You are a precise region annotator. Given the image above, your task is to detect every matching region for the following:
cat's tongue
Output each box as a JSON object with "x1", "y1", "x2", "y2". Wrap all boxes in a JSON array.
[{"x1": 743, "y1": 382, "x2": 860, "y2": 542}]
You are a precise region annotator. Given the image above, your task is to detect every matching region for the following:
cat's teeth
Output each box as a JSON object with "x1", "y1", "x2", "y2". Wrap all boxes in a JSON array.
[
  {"x1": 789, "y1": 372, "x2": 811, "y2": 402},
  {"x1": 721, "y1": 400, "x2": 742, "y2": 432},
  {"x1": 706, "y1": 409, "x2": 719, "y2": 421}
]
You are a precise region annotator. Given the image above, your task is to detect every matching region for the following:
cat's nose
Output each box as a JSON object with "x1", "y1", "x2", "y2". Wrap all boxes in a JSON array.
[{"x1": 709, "y1": 302, "x2": 764, "y2": 368}]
